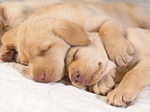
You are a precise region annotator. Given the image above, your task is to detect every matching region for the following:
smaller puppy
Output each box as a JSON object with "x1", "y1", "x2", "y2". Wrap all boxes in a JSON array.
[
  {"x1": 66, "y1": 33, "x2": 116, "y2": 89},
  {"x1": 66, "y1": 28, "x2": 150, "y2": 107}
]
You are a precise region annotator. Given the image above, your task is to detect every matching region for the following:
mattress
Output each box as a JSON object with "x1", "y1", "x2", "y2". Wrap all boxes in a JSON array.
[{"x1": 0, "y1": 63, "x2": 150, "y2": 112}]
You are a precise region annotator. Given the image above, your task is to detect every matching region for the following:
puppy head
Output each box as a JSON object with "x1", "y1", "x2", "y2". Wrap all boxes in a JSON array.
[
  {"x1": 66, "y1": 33, "x2": 115, "y2": 89},
  {"x1": 16, "y1": 15, "x2": 90, "y2": 83}
]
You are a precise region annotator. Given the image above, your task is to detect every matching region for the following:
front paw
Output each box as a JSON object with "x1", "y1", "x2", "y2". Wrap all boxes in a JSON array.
[
  {"x1": 89, "y1": 69, "x2": 116, "y2": 95},
  {"x1": 107, "y1": 87, "x2": 136, "y2": 107},
  {"x1": 106, "y1": 38, "x2": 134, "y2": 67},
  {"x1": 0, "y1": 49, "x2": 16, "y2": 62}
]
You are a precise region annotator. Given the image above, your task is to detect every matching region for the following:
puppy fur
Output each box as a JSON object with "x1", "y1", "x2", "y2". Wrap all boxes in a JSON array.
[
  {"x1": 66, "y1": 28, "x2": 150, "y2": 107},
  {"x1": 66, "y1": 33, "x2": 116, "y2": 89},
  {"x1": 0, "y1": 1, "x2": 33, "y2": 40},
  {"x1": 1, "y1": 1, "x2": 150, "y2": 84}
]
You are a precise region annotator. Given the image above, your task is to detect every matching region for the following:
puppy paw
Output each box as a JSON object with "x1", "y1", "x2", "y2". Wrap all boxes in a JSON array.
[
  {"x1": 0, "y1": 49, "x2": 16, "y2": 62},
  {"x1": 89, "y1": 69, "x2": 116, "y2": 95},
  {"x1": 107, "y1": 87, "x2": 136, "y2": 107},
  {"x1": 106, "y1": 38, "x2": 134, "y2": 67}
]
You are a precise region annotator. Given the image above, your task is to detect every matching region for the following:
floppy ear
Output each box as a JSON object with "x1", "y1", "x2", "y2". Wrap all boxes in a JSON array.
[
  {"x1": 1, "y1": 26, "x2": 18, "y2": 49},
  {"x1": 53, "y1": 20, "x2": 91, "y2": 46},
  {"x1": 65, "y1": 46, "x2": 80, "y2": 77},
  {"x1": 65, "y1": 47, "x2": 80, "y2": 67}
]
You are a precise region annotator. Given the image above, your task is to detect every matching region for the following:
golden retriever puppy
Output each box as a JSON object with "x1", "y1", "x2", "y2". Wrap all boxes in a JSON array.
[
  {"x1": 66, "y1": 28, "x2": 150, "y2": 107},
  {"x1": 1, "y1": 1, "x2": 150, "y2": 83}
]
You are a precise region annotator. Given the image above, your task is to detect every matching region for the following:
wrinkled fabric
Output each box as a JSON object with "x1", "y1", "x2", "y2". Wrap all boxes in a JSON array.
[{"x1": 0, "y1": 64, "x2": 150, "y2": 112}]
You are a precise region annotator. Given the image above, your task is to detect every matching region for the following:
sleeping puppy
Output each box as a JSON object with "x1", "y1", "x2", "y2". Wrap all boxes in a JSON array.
[
  {"x1": 66, "y1": 33, "x2": 116, "y2": 89},
  {"x1": 1, "y1": 1, "x2": 150, "y2": 83},
  {"x1": 1, "y1": 18, "x2": 90, "y2": 82},
  {"x1": 66, "y1": 28, "x2": 150, "y2": 107}
]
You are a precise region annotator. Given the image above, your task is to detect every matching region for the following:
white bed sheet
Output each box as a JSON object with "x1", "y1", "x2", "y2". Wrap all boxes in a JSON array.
[{"x1": 0, "y1": 63, "x2": 150, "y2": 112}]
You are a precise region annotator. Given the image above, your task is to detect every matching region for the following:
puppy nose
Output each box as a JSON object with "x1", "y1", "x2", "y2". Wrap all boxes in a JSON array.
[
  {"x1": 33, "y1": 73, "x2": 45, "y2": 82},
  {"x1": 71, "y1": 71, "x2": 82, "y2": 83}
]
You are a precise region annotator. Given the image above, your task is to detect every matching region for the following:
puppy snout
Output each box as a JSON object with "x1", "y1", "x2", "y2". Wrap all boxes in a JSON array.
[
  {"x1": 71, "y1": 71, "x2": 91, "y2": 89},
  {"x1": 71, "y1": 71, "x2": 82, "y2": 83},
  {"x1": 33, "y1": 72, "x2": 45, "y2": 82}
]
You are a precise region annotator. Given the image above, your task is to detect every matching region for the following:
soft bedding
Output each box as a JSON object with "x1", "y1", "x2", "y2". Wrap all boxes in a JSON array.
[{"x1": 0, "y1": 63, "x2": 150, "y2": 112}]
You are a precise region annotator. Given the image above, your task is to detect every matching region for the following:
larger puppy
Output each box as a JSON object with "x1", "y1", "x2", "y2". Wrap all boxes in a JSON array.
[
  {"x1": 1, "y1": 1, "x2": 150, "y2": 82},
  {"x1": 66, "y1": 28, "x2": 150, "y2": 106}
]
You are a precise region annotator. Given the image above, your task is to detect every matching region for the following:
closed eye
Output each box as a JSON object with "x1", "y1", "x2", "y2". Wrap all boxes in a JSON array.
[
  {"x1": 73, "y1": 49, "x2": 79, "y2": 61},
  {"x1": 39, "y1": 46, "x2": 51, "y2": 56}
]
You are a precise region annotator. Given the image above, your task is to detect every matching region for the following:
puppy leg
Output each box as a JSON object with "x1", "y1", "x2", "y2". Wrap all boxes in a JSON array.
[
  {"x1": 107, "y1": 59, "x2": 150, "y2": 106},
  {"x1": 1, "y1": 26, "x2": 18, "y2": 49},
  {"x1": 99, "y1": 19, "x2": 134, "y2": 67}
]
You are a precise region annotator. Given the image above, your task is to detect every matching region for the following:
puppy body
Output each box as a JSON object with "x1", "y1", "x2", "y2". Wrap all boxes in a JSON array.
[{"x1": 67, "y1": 28, "x2": 150, "y2": 106}]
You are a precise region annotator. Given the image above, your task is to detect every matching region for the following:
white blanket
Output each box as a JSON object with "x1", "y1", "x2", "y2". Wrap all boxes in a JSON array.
[{"x1": 0, "y1": 63, "x2": 150, "y2": 112}]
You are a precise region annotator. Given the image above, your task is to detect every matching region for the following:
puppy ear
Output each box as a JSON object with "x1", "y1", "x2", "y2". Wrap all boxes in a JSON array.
[
  {"x1": 65, "y1": 47, "x2": 80, "y2": 67},
  {"x1": 1, "y1": 26, "x2": 18, "y2": 49},
  {"x1": 53, "y1": 20, "x2": 91, "y2": 46},
  {"x1": 65, "y1": 47, "x2": 80, "y2": 76}
]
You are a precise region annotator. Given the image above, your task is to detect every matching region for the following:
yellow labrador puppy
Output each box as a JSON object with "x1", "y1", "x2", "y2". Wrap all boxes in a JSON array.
[
  {"x1": 1, "y1": 18, "x2": 91, "y2": 82},
  {"x1": 66, "y1": 33, "x2": 116, "y2": 89},
  {"x1": 1, "y1": 1, "x2": 150, "y2": 83},
  {"x1": 66, "y1": 28, "x2": 150, "y2": 107}
]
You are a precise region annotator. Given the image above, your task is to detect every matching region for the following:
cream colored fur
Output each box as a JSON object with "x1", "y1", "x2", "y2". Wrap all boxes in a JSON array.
[
  {"x1": 1, "y1": 1, "x2": 150, "y2": 90},
  {"x1": 0, "y1": 1, "x2": 32, "y2": 39},
  {"x1": 67, "y1": 28, "x2": 150, "y2": 106},
  {"x1": 66, "y1": 33, "x2": 116, "y2": 89}
]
